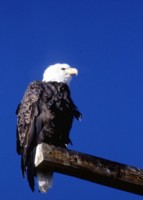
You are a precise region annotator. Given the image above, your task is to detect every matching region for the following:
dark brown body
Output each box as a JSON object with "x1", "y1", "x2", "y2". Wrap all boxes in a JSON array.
[{"x1": 16, "y1": 81, "x2": 81, "y2": 191}]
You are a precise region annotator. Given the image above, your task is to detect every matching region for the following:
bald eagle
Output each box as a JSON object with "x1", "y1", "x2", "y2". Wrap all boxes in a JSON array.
[{"x1": 16, "y1": 63, "x2": 81, "y2": 193}]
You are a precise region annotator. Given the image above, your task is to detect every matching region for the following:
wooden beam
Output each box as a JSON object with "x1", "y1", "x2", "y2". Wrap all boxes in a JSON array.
[{"x1": 35, "y1": 143, "x2": 143, "y2": 196}]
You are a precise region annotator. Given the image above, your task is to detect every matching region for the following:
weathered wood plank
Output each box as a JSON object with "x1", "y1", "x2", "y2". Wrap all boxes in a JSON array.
[{"x1": 35, "y1": 143, "x2": 143, "y2": 195}]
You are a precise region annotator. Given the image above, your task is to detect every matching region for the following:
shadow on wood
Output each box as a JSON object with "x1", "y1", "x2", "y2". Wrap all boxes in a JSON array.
[{"x1": 35, "y1": 143, "x2": 143, "y2": 196}]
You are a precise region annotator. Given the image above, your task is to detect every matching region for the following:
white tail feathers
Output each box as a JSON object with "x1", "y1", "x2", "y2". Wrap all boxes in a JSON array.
[
  {"x1": 35, "y1": 144, "x2": 53, "y2": 193},
  {"x1": 37, "y1": 171, "x2": 53, "y2": 193}
]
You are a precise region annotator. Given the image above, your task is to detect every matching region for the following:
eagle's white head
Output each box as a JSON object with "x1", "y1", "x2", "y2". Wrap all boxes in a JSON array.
[{"x1": 42, "y1": 63, "x2": 78, "y2": 85}]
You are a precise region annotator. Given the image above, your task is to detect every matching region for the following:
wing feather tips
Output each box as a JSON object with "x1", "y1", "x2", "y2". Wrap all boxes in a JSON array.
[
  {"x1": 74, "y1": 108, "x2": 82, "y2": 121},
  {"x1": 27, "y1": 149, "x2": 36, "y2": 192}
]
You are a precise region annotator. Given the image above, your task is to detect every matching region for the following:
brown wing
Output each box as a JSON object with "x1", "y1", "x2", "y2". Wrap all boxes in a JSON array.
[{"x1": 16, "y1": 81, "x2": 42, "y2": 176}]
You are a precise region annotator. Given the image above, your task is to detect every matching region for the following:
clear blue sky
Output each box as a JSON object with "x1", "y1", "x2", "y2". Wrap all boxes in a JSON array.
[{"x1": 1, "y1": 0, "x2": 143, "y2": 199}]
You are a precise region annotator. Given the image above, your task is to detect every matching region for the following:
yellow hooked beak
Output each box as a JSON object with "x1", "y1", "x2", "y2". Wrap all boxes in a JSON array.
[{"x1": 65, "y1": 67, "x2": 78, "y2": 76}]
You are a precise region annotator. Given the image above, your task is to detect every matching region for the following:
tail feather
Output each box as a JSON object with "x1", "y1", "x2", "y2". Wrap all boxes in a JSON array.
[
  {"x1": 35, "y1": 144, "x2": 53, "y2": 193},
  {"x1": 37, "y1": 171, "x2": 53, "y2": 193}
]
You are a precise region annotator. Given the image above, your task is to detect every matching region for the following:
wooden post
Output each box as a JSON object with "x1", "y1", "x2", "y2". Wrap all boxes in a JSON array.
[{"x1": 35, "y1": 143, "x2": 143, "y2": 196}]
